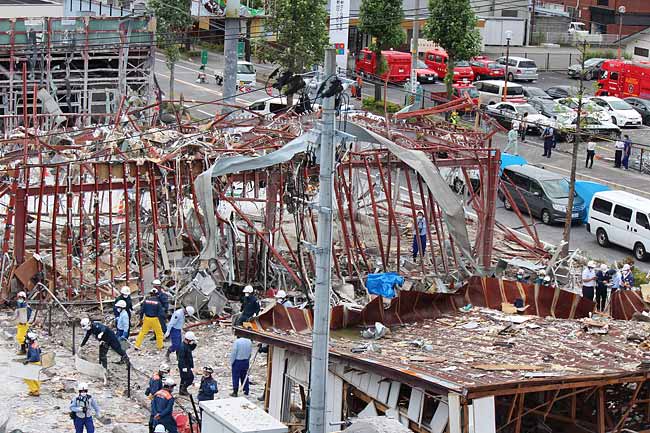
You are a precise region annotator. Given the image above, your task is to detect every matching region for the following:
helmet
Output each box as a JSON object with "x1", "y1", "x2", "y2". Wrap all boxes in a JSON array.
[
  {"x1": 115, "y1": 300, "x2": 127, "y2": 309},
  {"x1": 154, "y1": 426, "x2": 167, "y2": 433},
  {"x1": 152, "y1": 279, "x2": 162, "y2": 286},
  {"x1": 149, "y1": 287, "x2": 158, "y2": 294},
  {"x1": 80, "y1": 318, "x2": 91, "y2": 330},
  {"x1": 163, "y1": 378, "x2": 176, "y2": 387},
  {"x1": 26, "y1": 331, "x2": 37, "y2": 341},
  {"x1": 185, "y1": 306, "x2": 195, "y2": 316},
  {"x1": 275, "y1": 290, "x2": 287, "y2": 299},
  {"x1": 159, "y1": 363, "x2": 170, "y2": 373},
  {"x1": 17, "y1": 291, "x2": 26, "y2": 299},
  {"x1": 203, "y1": 366, "x2": 214, "y2": 374},
  {"x1": 543, "y1": 276, "x2": 551, "y2": 282},
  {"x1": 600, "y1": 264, "x2": 609, "y2": 272},
  {"x1": 77, "y1": 382, "x2": 89, "y2": 392},
  {"x1": 184, "y1": 331, "x2": 197, "y2": 342},
  {"x1": 623, "y1": 264, "x2": 631, "y2": 271},
  {"x1": 587, "y1": 260, "x2": 596, "y2": 268},
  {"x1": 120, "y1": 286, "x2": 131, "y2": 296},
  {"x1": 243, "y1": 285, "x2": 254, "y2": 294},
  {"x1": 516, "y1": 269, "x2": 524, "y2": 275}
]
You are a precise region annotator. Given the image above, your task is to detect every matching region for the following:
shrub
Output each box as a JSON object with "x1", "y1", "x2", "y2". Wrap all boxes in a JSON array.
[{"x1": 362, "y1": 97, "x2": 402, "y2": 115}]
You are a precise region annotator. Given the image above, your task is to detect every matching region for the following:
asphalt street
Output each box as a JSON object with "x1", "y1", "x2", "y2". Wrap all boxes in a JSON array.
[{"x1": 154, "y1": 57, "x2": 650, "y2": 271}]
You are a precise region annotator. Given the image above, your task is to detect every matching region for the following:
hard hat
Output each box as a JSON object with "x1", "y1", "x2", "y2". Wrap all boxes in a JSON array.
[
  {"x1": 184, "y1": 331, "x2": 197, "y2": 342},
  {"x1": 543, "y1": 276, "x2": 551, "y2": 282},
  {"x1": 26, "y1": 331, "x2": 37, "y2": 340},
  {"x1": 159, "y1": 363, "x2": 170, "y2": 373},
  {"x1": 120, "y1": 286, "x2": 131, "y2": 296},
  {"x1": 80, "y1": 318, "x2": 91, "y2": 330},
  {"x1": 149, "y1": 287, "x2": 159, "y2": 294},
  {"x1": 77, "y1": 382, "x2": 89, "y2": 392},
  {"x1": 185, "y1": 306, "x2": 195, "y2": 316},
  {"x1": 275, "y1": 290, "x2": 287, "y2": 299},
  {"x1": 243, "y1": 285, "x2": 254, "y2": 294},
  {"x1": 152, "y1": 279, "x2": 162, "y2": 286},
  {"x1": 537, "y1": 269, "x2": 546, "y2": 276},
  {"x1": 587, "y1": 260, "x2": 596, "y2": 268},
  {"x1": 17, "y1": 291, "x2": 26, "y2": 299},
  {"x1": 163, "y1": 378, "x2": 176, "y2": 387},
  {"x1": 600, "y1": 264, "x2": 609, "y2": 272},
  {"x1": 516, "y1": 269, "x2": 524, "y2": 275},
  {"x1": 203, "y1": 365, "x2": 214, "y2": 374},
  {"x1": 623, "y1": 264, "x2": 631, "y2": 271},
  {"x1": 154, "y1": 426, "x2": 167, "y2": 433},
  {"x1": 115, "y1": 300, "x2": 127, "y2": 309}
]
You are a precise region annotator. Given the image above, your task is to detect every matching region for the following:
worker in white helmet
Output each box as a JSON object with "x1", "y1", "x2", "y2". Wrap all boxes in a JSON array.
[
  {"x1": 114, "y1": 300, "x2": 130, "y2": 342},
  {"x1": 151, "y1": 279, "x2": 169, "y2": 338},
  {"x1": 134, "y1": 286, "x2": 165, "y2": 350},
  {"x1": 80, "y1": 317, "x2": 129, "y2": 368},
  {"x1": 113, "y1": 286, "x2": 133, "y2": 320},
  {"x1": 621, "y1": 263, "x2": 635, "y2": 289},
  {"x1": 14, "y1": 291, "x2": 33, "y2": 354},
  {"x1": 70, "y1": 382, "x2": 101, "y2": 433},
  {"x1": 236, "y1": 285, "x2": 260, "y2": 326},
  {"x1": 23, "y1": 331, "x2": 41, "y2": 396},
  {"x1": 177, "y1": 332, "x2": 198, "y2": 396},
  {"x1": 163, "y1": 305, "x2": 195, "y2": 362},
  {"x1": 275, "y1": 290, "x2": 293, "y2": 307},
  {"x1": 151, "y1": 378, "x2": 177, "y2": 433}
]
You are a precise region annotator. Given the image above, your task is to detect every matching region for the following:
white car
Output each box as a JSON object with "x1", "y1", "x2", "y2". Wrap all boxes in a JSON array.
[
  {"x1": 589, "y1": 96, "x2": 643, "y2": 127},
  {"x1": 486, "y1": 101, "x2": 551, "y2": 134},
  {"x1": 556, "y1": 97, "x2": 610, "y2": 123}
]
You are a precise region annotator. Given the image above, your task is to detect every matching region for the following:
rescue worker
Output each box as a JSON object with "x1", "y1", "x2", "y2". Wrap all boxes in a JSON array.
[
  {"x1": 516, "y1": 268, "x2": 529, "y2": 283},
  {"x1": 145, "y1": 363, "x2": 170, "y2": 399},
  {"x1": 412, "y1": 211, "x2": 427, "y2": 260},
  {"x1": 177, "y1": 331, "x2": 198, "y2": 396},
  {"x1": 135, "y1": 287, "x2": 165, "y2": 350},
  {"x1": 23, "y1": 331, "x2": 41, "y2": 396},
  {"x1": 450, "y1": 110, "x2": 460, "y2": 129},
  {"x1": 14, "y1": 291, "x2": 32, "y2": 354},
  {"x1": 197, "y1": 365, "x2": 218, "y2": 401},
  {"x1": 153, "y1": 279, "x2": 169, "y2": 337},
  {"x1": 622, "y1": 263, "x2": 635, "y2": 289},
  {"x1": 236, "y1": 285, "x2": 260, "y2": 326},
  {"x1": 230, "y1": 335, "x2": 252, "y2": 396},
  {"x1": 164, "y1": 305, "x2": 195, "y2": 362},
  {"x1": 70, "y1": 382, "x2": 101, "y2": 433},
  {"x1": 113, "y1": 286, "x2": 133, "y2": 319},
  {"x1": 115, "y1": 300, "x2": 130, "y2": 341},
  {"x1": 355, "y1": 75, "x2": 363, "y2": 100},
  {"x1": 80, "y1": 318, "x2": 130, "y2": 368},
  {"x1": 152, "y1": 378, "x2": 177, "y2": 433},
  {"x1": 275, "y1": 290, "x2": 293, "y2": 307}
]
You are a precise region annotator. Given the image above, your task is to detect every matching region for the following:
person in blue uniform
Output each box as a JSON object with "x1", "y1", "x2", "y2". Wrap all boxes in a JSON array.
[
  {"x1": 177, "y1": 332, "x2": 198, "y2": 396},
  {"x1": 152, "y1": 378, "x2": 177, "y2": 433},
  {"x1": 80, "y1": 317, "x2": 129, "y2": 368},
  {"x1": 197, "y1": 366, "x2": 218, "y2": 401}
]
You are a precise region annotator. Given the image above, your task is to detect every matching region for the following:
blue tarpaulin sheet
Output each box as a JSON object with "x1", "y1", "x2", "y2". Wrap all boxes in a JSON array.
[
  {"x1": 575, "y1": 181, "x2": 610, "y2": 222},
  {"x1": 499, "y1": 153, "x2": 528, "y2": 175},
  {"x1": 365, "y1": 272, "x2": 404, "y2": 298}
]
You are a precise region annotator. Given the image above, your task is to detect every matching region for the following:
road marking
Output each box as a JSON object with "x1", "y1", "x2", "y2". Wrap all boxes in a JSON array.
[
  {"x1": 197, "y1": 109, "x2": 215, "y2": 117},
  {"x1": 155, "y1": 57, "x2": 205, "y2": 74},
  {"x1": 156, "y1": 72, "x2": 222, "y2": 96},
  {"x1": 541, "y1": 162, "x2": 650, "y2": 197}
]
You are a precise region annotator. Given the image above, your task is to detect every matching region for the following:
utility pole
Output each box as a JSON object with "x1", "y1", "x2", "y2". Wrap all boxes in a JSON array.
[
  {"x1": 410, "y1": 0, "x2": 420, "y2": 94},
  {"x1": 223, "y1": 0, "x2": 240, "y2": 114},
  {"x1": 561, "y1": 38, "x2": 587, "y2": 256},
  {"x1": 530, "y1": 0, "x2": 536, "y2": 45},
  {"x1": 307, "y1": 47, "x2": 336, "y2": 433},
  {"x1": 617, "y1": 6, "x2": 626, "y2": 60}
]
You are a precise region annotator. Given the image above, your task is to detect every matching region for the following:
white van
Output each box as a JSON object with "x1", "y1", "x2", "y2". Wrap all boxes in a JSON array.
[
  {"x1": 587, "y1": 190, "x2": 650, "y2": 261},
  {"x1": 215, "y1": 60, "x2": 257, "y2": 86},
  {"x1": 473, "y1": 80, "x2": 524, "y2": 107},
  {"x1": 247, "y1": 97, "x2": 288, "y2": 117},
  {"x1": 495, "y1": 56, "x2": 539, "y2": 82}
]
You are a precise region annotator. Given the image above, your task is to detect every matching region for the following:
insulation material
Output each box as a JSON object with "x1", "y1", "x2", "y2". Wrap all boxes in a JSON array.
[
  {"x1": 8, "y1": 362, "x2": 41, "y2": 381},
  {"x1": 74, "y1": 355, "x2": 106, "y2": 380}
]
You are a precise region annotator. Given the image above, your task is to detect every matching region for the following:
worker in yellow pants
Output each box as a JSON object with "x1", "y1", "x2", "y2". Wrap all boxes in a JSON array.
[
  {"x1": 14, "y1": 291, "x2": 32, "y2": 354},
  {"x1": 23, "y1": 332, "x2": 41, "y2": 396},
  {"x1": 134, "y1": 287, "x2": 165, "y2": 350}
]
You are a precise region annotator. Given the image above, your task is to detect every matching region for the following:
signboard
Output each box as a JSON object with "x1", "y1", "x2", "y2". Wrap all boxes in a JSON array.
[
  {"x1": 328, "y1": 0, "x2": 350, "y2": 72},
  {"x1": 201, "y1": 49, "x2": 208, "y2": 65}
]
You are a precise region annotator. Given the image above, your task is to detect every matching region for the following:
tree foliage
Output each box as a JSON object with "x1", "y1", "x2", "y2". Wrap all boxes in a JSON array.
[
  {"x1": 260, "y1": 0, "x2": 329, "y2": 72},
  {"x1": 358, "y1": 0, "x2": 405, "y2": 75},
  {"x1": 425, "y1": 0, "x2": 481, "y2": 95}
]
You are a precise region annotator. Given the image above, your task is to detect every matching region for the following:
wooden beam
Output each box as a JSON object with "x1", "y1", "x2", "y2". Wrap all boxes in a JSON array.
[
  {"x1": 613, "y1": 380, "x2": 645, "y2": 432},
  {"x1": 514, "y1": 393, "x2": 524, "y2": 433},
  {"x1": 597, "y1": 387, "x2": 605, "y2": 433}
]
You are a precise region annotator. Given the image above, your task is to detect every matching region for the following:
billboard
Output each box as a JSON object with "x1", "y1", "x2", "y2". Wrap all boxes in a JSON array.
[{"x1": 329, "y1": 0, "x2": 351, "y2": 72}]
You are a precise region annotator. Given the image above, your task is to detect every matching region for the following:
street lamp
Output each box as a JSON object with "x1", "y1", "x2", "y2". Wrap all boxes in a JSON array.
[
  {"x1": 617, "y1": 5, "x2": 626, "y2": 60},
  {"x1": 502, "y1": 30, "x2": 513, "y2": 102}
]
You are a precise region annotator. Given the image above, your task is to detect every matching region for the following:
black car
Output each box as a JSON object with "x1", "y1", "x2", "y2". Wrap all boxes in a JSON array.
[
  {"x1": 523, "y1": 86, "x2": 552, "y2": 101},
  {"x1": 624, "y1": 97, "x2": 650, "y2": 125},
  {"x1": 528, "y1": 98, "x2": 563, "y2": 118},
  {"x1": 567, "y1": 58, "x2": 607, "y2": 80},
  {"x1": 545, "y1": 85, "x2": 580, "y2": 99}
]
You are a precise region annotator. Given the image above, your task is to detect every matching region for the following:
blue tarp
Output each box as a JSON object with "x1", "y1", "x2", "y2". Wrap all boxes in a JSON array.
[
  {"x1": 365, "y1": 272, "x2": 404, "y2": 299},
  {"x1": 499, "y1": 153, "x2": 528, "y2": 175},
  {"x1": 575, "y1": 181, "x2": 610, "y2": 222}
]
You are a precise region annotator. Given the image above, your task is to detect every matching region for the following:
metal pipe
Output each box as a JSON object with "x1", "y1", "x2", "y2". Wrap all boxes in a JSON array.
[
  {"x1": 52, "y1": 166, "x2": 60, "y2": 296},
  {"x1": 363, "y1": 157, "x2": 387, "y2": 271},
  {"x1": 122, "y1": 164, "x2": 130, "y2": 284},
  {"x1": 93, "y1": 163, "x2": 100, "y2": 299},
  {"x1": 108, "y1": 164, "x2": 114, "y2": 282},
  {"x1": 134, "y1": 164, "x2": 144, "y2": 294},
  {"x1": 148, "y1": 164, "x2": 160, "y2": 277}
]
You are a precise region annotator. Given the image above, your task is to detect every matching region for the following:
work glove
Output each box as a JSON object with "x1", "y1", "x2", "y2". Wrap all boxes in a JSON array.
[
  {"x1": 22, "y1": 360, "x2": 29, "y2": 365},
  {"x1": 163, "y1": 332, "x2": 170, "y2": 339},
  {"x1": 97, "y1": 332, "x2": 104, "y2": 340},
  {"x1": 182, "y1": 368, "x2": 188, "y2": 373}
]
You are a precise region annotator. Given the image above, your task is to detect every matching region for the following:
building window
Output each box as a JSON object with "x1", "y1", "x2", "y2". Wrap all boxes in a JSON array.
[
  {"x1": 634, "y1": 47, "x2": 650, "y2": 58},
  {"x1": 597, "y1": 0, "x2": 608, "y2": 6},
  {"x1": 502, "y1": 9, "x2": 518, "y2": 17}
]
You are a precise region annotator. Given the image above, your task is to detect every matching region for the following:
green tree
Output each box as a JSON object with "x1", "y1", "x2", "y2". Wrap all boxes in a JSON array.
[
  {"x1": 149, "y1": 0, "x2": 192, "y2": 99},
  {"x1": 425, "y1": 0, "x2": 481, "y2": 96},
  {"x1": 358, "y1": 0, "x2": 405, "y2": 100}
]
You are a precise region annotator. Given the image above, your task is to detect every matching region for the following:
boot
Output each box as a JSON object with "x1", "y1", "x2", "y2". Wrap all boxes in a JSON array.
[
  {"x1": 230, "y1": 391, "x2": 238, "y2": 397},
  {"x1": 179, "y1": 385, "x2": 189, "y2": 396},
  {"x1": 165, "y1": 349, "x2": 171, "y2": 362},
  {"x1": 17, "y1": 344, "x2": 26, "y2": 355}
]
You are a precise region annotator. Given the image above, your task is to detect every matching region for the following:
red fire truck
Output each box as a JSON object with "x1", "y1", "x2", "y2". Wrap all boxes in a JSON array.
[{"x1": 596, "y1": 59, "x2": 650, "y2": 99}]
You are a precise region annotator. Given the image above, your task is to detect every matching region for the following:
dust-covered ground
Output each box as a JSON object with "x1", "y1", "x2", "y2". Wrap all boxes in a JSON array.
[{"x1": 0, "y1": 311, "x2": 268, "y2": 432}]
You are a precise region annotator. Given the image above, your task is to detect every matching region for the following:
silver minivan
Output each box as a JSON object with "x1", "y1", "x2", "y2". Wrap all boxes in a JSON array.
[{"x1": 495, "y1": 56, "x2": 539, "y2": 82}]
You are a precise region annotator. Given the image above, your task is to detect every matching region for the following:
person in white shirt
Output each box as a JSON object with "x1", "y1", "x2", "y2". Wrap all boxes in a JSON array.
[
  {"x1": 614, "y1": 139, "x2": 624, "y2": 168},
  {"x1": 581, "y1": 260, "x2": 597, "y2": 302},
  {"x1": 586, "y1": 141, "x2": 596, "y2": 169},
  {"x1": 504, "y1": 123, "x2": 519, "y2": 155}
]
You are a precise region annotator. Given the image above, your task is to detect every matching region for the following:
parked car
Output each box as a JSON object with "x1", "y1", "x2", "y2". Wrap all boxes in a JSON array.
[
  {"x1": 414, "y1": 60, "x2": 438, "y2": 83},
  {"x1": 469, "y1": 56, "x2": 505, "y2": 80},
  {"x1": 522, "y1": 86, "x2": 552, "y2": 101},
  {"x1": 590, "y1": 96, "x2": 643, "y2": 127},
  {"x1": 567, "y1": 57, "x2": 607, "y2": 80},
  {"x1": 424, "y1": 49, "x2": 474, "y2": 82},
  {"x1": 439, "y1": 167, "x2": 480, "y2": 194},
  {"x1": 556, "y1": 97, "x2": 610, "y2": 123},
  {"x1": 555, "y1": 115, "x2": 621, "y2": 143},
  {"x1": 528, "y1": 98, "x2": 572, "y2": 119},
  {"x1": 500, "y1": 165, "x2": 586, "y2": 225},
  {"x1": 247, "y1": 97, "x2": 289, "y2": 116},
  {"x1": 545, "y1": 85, "x2": 580, "y2": 99},
  {"x1": 473, "y1": 80, "x2": 524, "y2": 107},
  {"x1": 495, "y1": 56, "x2": 538, "y2": 82},
  {"x1": 485, "y1": 101, "x2": 550, "y2": 133},
  {"x1": 587, "y1": 190, "x2": 650, "y2": 260},
  {"x1": 624, "y1": 97, "x2": 650, "y2": 125}
]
